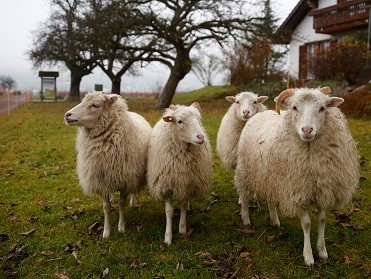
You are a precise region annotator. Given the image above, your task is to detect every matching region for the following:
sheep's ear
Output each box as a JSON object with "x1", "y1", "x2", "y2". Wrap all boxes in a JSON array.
[
  {"x1": 108, "y1": 94, "x2": 119, "y2": 104},
  {"x1": 320, "y1": 87, "x2": 332, "y2": 95},
  {"x1": 226, "y1": 96, "x2": 236, "y2": 103},
  {"x1": 275, "y1": 88, "x2": 295, "y2": 114},
  {"x1": 326, "y1": 97, "x2": 344, "y2": 107},
  {"x1": 162, "y1": 115, "x2": 174, "y2": 122},
  {"x1": 191, "y1": 102, "x2": 202, "y2": 112},
  {"x1": 257, "y1": 96, "x2": 268, "y2": 103},
  {"x1": 169, "y1": 104, "x2": 177, "y2": 110}
]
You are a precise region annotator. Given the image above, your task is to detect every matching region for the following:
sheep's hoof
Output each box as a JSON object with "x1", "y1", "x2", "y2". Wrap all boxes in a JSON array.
[
  {"x1": 318, "y1": 249, "x2": 328, "y2": 259},
  {"x1": 118, "y1": 225, "x2": 125, "y2": 233},
  {"x1": 102, "y1": 230, "x2": 110, "y2": 238},
  {"x1": 179, "y1": 227, "x2": 186, "y2": 235},
  {"x1": 270, "y1": 220, "x2": 280, "y2": 228},
  {"x1": 164, "y1": 239, "x2": 172, "y2": 245},
  {"x1": 304, "y1": 256, "x2": 315, "y2": 268}
]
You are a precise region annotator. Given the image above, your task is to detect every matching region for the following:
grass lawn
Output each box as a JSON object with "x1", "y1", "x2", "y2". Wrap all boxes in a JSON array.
[{"x1": 0, "y1": 86, "x2": 370, "y2": 278}]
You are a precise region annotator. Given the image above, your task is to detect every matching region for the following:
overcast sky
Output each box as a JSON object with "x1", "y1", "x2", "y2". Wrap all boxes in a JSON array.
[{"x1": 0, "y1": 0, "x2": 299, "y2": 93}]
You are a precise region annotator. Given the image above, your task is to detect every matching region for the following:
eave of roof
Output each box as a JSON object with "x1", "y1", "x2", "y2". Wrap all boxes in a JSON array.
[{"x1": 276, "y1": 0, "x2": 312, "y2": 44}]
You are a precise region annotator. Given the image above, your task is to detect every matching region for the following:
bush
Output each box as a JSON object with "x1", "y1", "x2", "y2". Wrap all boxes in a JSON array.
[
  {"x1": 309, "y1": 41, "x2": 368, "y2": 85},
  {"x1": 341, "y1": 86, "x2": 371, "y2": 118}
]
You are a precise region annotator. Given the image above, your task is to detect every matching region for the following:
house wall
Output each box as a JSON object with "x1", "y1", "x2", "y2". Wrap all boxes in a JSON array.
[{"x1": 288, "y1": 15, "x2": 332, "y2": 78}]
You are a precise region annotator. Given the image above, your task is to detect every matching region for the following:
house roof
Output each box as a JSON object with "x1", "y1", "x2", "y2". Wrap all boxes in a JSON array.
[{"x1": 276, "y1": 0, "x2": 313, "y2": 44}]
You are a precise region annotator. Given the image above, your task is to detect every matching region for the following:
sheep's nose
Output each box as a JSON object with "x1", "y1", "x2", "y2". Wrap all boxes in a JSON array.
[
  {"x1": 301, "y1": 127, "x2": 313, "y2": 136},
  {"x1": 65, "y1": 112, "x2": 71, "y2": 117},
  {"x1": 243, "y1": 110, "x2": 250, "y2": 117},
  {"x1": 197, "y1": 134, "x2": 205, "y2": 143}
]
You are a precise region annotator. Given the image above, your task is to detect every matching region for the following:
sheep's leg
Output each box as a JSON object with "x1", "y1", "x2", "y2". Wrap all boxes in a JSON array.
[
  {"x1": 179, "y1": 200, "x2": 188, "y2": 235},
  {"x1": 241, "y1": 197, "x2": 251, "y2": 226},
  {"x1": 118, "y1": 191, "x2": 128, "y2": 233},
  {"x1": 102, "y1": 197, "x2": 111, "y2": 238},
  {"x1": 164, "y1": 199, "x2": 174, "y2": 245},
  {"x1": 129, "y1": 194, "x2": 137, "y2": 207},
  {"x1": 268, "y1": 202, "x2": 280, "y2": 227},
  {"x1": 300, "y1": 209, "x2": 314, "y2": 267},
  {"x1": 317, "y1": 207, "x2": 328, "y2": 259}
]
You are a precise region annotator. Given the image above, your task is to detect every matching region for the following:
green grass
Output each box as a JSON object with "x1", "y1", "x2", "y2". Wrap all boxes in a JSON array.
[{"x1": 0, "y1": 89, "x2": 370, "y2": 278}]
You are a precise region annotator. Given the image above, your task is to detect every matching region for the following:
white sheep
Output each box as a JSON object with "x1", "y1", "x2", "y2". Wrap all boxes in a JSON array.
[
  {"x1": 235, "y1": 87, "x2": 359, "y2": 266},
  {"x1": 147, "y1": 102, "x2": 213, "y2": 245},
  {"x1": 64, "y1": 91, "x2": 152, "y2": 238},
  {"x1": 216, "y1": 92, "x2": 268, "y2": 171}
]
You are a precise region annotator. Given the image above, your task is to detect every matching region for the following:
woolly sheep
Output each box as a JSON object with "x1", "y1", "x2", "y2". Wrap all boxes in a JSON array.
[
  {"x1": 147, "y1": 102, "x2": 213, "y2": 245},
  {"x1": 64, "y1": 91, "x2": 152, "y2": 238},
  {"x1": 216, "y1": 92, "x2": 268, "y2": 171},
  {"x1": 234, "y1": 87, "x2": 359, "y2": 266}
]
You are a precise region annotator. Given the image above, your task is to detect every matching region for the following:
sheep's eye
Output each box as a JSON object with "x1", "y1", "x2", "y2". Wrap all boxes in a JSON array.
[
  {"x1": 292, "y1": 106, "x2": 297, "y2": 111},
  {"x1": 236, "y1": 101, "x2": 240, "y2": 104},
  {"x1": 177, "y1": 120, "x2": 183, "y2": 124},
  {"x1": 319, "y1": 107, "x2": 325, "y2": 112},
  {"x1": 91, "y1": 104, "x2": 100, "y2": 108},
  {"x1": 253, "y1": 101, "x2": 257, "y2": 104}
]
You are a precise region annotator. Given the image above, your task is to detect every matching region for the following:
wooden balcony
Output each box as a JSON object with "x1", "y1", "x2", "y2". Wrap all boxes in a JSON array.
[{"x1": 309, "y1": 0, "x2": 370, "y2": 34}]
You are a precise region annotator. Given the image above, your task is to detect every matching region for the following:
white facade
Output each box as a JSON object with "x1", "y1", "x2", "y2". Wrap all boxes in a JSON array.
[{"x1": 288, "y1": 15, "x2": 331, "y2": 77}]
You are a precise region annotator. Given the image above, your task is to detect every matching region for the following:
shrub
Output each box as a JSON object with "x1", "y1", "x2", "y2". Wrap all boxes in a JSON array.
[{"x1": 309, "y1": 41, "x2": 368, "y2": 85}]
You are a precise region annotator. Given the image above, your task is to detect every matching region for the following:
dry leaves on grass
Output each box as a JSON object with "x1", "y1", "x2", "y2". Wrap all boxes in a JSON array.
[
  {"x1": 21, "y1": 229, "x2": 36, "y2": 236},
  {"x1": 2, "y1": 243, "x2": 28, "y2": 262},
  {"x1": 87, "y1": 222, "x2": 104, "y2": 235},
  {"x1": 130, "y1": 261, "x2": 149, "y2": 269},
  {"x1": 63, "y1": 241, "x2": 83, "y2": 254}
]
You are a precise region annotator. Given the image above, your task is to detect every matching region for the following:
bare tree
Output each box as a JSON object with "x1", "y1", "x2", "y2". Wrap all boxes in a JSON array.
[
  {"x1": 191, "y1": 52, "x2": 223, "y2": 86},
  {"x1": 84, "y1": 0, "x2": 156, "y2": 94},
  {"x1": 28, "y1": 0, "x2": 97, "y2": 101},
  {"x1": 0, "y1": 76, "x2": 17, "y2": 91},
  {"x1": 138, "y1": 0, "x2": 262, "y2": 108}
]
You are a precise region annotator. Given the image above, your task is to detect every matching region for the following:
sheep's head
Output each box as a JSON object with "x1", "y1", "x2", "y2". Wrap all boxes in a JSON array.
[
  {"x1": 226, "y1": 92, "x2": 268, "y2": 121},
  {"x1": 275, "y1": 87, "x2": 344, "y2": 142},
  {"x1": 64, "y1": 91, "x2": 119, "y2": 129},
  {"x1": 162, "y1": 102, "x2": 206, "y2": 145}
]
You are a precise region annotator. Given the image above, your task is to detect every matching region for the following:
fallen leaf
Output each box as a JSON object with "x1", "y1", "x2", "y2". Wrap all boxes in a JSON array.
[
  {"x1": 41, "y1": 251, "x2": 54, "y2": 256},
  {"x1": 195, "y1": 251, "x2": 213, "y2": 259},
  {"x1": 101, "y1": 267, "x2": 109, "y2": 279},
  {"x1": 198, "y1": 260, "x2": 219, "y2": 268},
  {"x1": 239, "y1": 251, "x2": 251, "y2": 261},
  {"x1": 184, "y1": 228, "x2": 193, "y2": 238},
  {"x1": 267, "y1": 235, "x2": 276, "y2": 243},
  {"x1": 340, "y1": 254, "x2": 351, "y2": 264},
  {"x1": 21, "y1": 229, "x2": 36, "y2": 236},
  {"x1": 88, "y1": 222, "x2": 103, "y2": 235},
  {"x1": 235, "y1": 228, "x2": 261, "y2": 234},
  {"x1": 55, "y1": 272, "x2": 71, "y2": 279},
  {"x1": 130, "y1": 261, "x2": 148, "y2": 269},
  {"x1": 175, "y1": 262, "x2": 184, "y2": 272},
  {"x1": 72, "y1": 251, "x2": 82, "y2": 264}
]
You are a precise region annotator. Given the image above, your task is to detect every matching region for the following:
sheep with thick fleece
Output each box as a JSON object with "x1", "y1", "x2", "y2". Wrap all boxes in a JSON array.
[
  {"x1": 235, "y1": 87, "x2": 359, "y2": 266},
  {"x1": 147, "y1": 102, "x2": 212, "y2": 245},
  {"x1": 64, "y1": 91, "x2": 152, "y2": 238},
  {"x1": 217, "y1": 92, "x2": 268, "y2": 171}
]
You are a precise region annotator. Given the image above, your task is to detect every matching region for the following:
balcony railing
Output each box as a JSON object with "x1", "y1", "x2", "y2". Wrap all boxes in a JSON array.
[{"x1": 309, "y1": 0, "x2": 370, "y2": 34}]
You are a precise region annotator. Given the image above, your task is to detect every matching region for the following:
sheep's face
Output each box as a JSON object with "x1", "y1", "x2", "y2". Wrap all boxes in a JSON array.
[
  {"x1": 283, "y1": 89, "x2": 344, "y2": 142},
  {"x1": 64, "y1": 92, "x2": 118, "y2": 129},
  {"x1": 163, "y1": 102, "x2": 206, "y2": 145},
  {"x1": 226, "y1": 92, "x2": 268, "y2": 121}
]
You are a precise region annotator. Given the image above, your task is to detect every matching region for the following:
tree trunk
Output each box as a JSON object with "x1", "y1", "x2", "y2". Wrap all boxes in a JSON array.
[
  {"x1": 68, "y1": 72, "x2": 83, "y2": 101},
  {"x1": 155, "y1": 51, "x2": 191, "y2": 109},
  {"x1": 111, "y1": 79, "x2": 121, "y2": 94}
]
